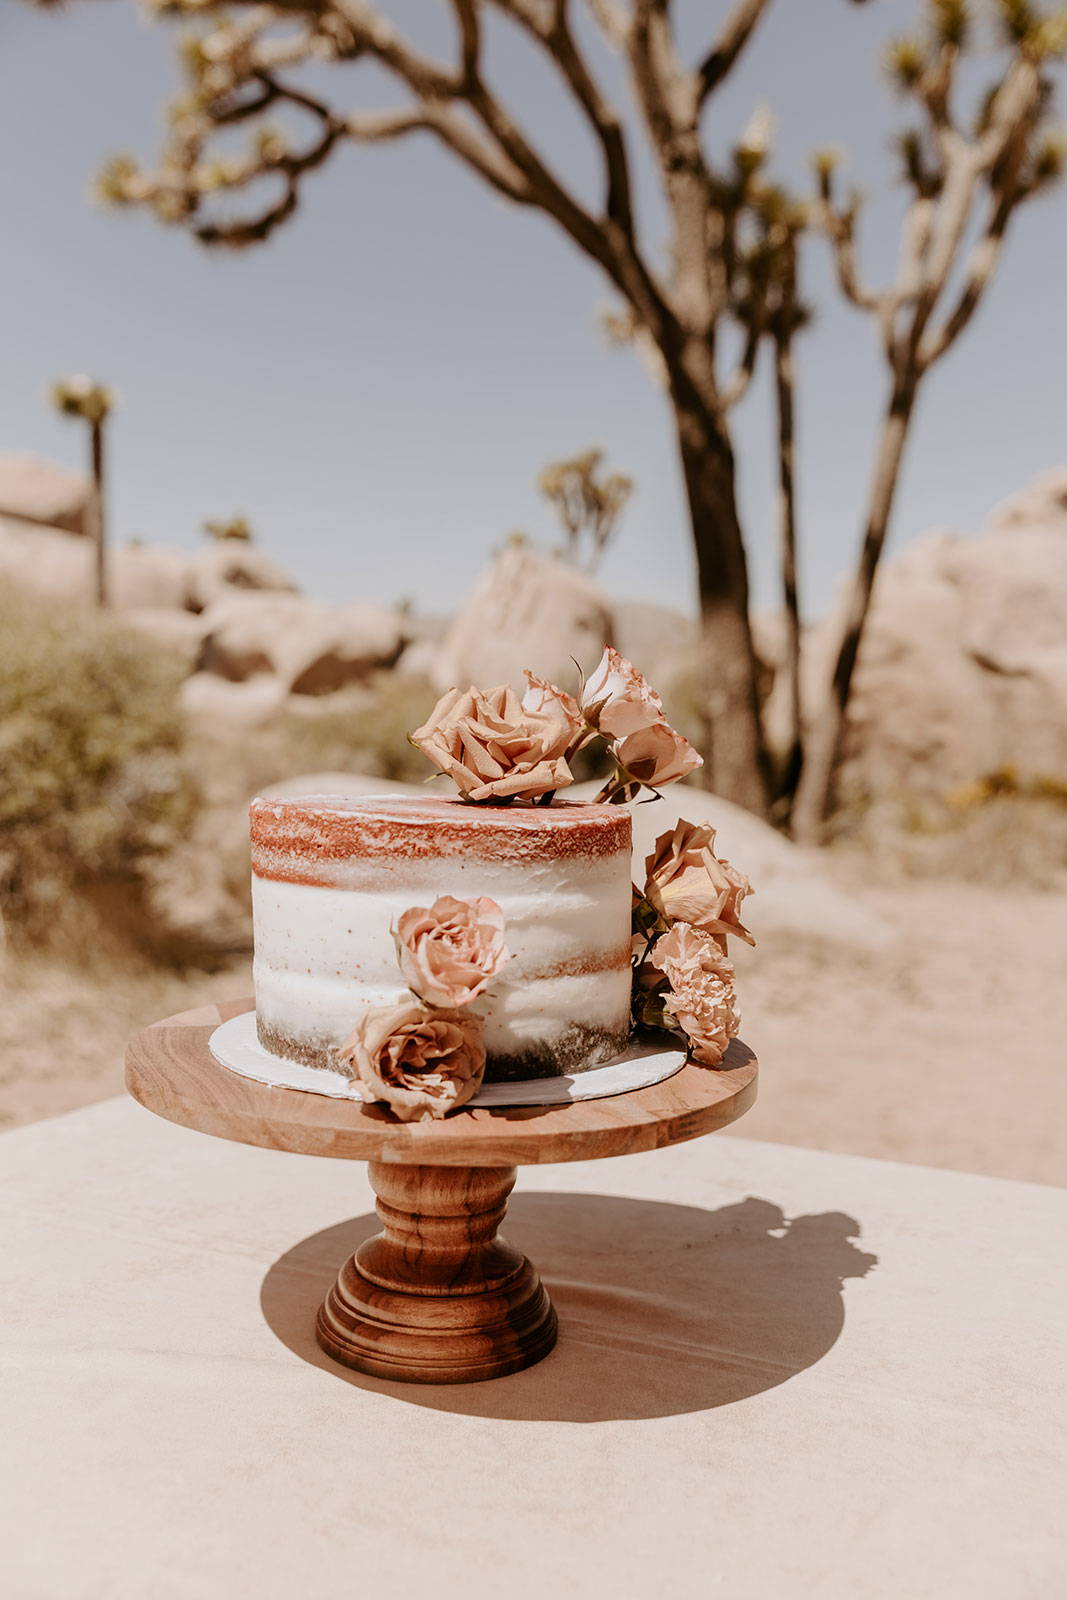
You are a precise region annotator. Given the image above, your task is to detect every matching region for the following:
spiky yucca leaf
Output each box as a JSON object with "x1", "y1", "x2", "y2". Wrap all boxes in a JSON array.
[
  {"x1": 1025, "y1": 127, "x2": 1067, "y2": 188},
  {"x1": 930, "y1": 0, "x2": 970, "y2": 47},
  {"x1": 884, "y1": 35, "x2": 926, "y2": 91},
  {"x1": 997, "y1": 0, "x2": 1037, "y2": 44},
  {"x1": 1028, "y1": 8, "x2": 1067, "y2": 57},
  {"x1": 95, "y1": 155, "x2": 139, "y2": 207}
]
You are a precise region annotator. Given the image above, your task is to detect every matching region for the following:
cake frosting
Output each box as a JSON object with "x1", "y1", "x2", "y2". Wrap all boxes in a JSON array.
[{"x1": 250, "y1": 793, "x2": 633, "y2": 1081}]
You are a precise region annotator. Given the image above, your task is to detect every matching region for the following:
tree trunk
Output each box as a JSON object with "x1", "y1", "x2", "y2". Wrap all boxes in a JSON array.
[
  {"x1": 672, "y1": 394, "x2": 771, "y2": 818},
  {"x1": 791, "y1": 374, "x2": 917, "y2": 841},
  {"x1": 88, "y1": 418, "x2": 107, "y2": 607},
  {"x1": 774, "y1": 326, "x2": 803, "y2": 808}
]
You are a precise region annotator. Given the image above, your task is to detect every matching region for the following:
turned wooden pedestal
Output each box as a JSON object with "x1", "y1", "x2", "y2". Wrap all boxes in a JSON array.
[
  {"x1": 127, "y1": 999, "x2": 757, "y2": 1386},
  {"x1": 317, "y1": 1163, "x2": 557, "y2": 1382}
]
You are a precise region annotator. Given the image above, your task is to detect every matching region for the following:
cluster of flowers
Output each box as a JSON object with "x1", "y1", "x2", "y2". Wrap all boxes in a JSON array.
[
  {"x1": 632, "y1": 820, "x2": 754, "y2": 1067},
  {"x1": 337, "y1": 894, "x2": 510, "y2": 1122},
  {"x1": 411, "y1": 646, "x2": 702, "y2": 804},
  {"x1": 337, "y1": 650, "x2": 753, "y2": 1121}
]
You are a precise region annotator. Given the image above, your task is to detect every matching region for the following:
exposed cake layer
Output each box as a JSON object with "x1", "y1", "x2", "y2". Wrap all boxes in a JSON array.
[{"x1": 250, "y1": 794, "x2": 633, "y2": 1080}]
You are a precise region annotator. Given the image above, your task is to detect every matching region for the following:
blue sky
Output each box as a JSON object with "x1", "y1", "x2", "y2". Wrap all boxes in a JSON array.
[{"x1": 3, "y1": 1, "x2": 1065, "y2": 618}]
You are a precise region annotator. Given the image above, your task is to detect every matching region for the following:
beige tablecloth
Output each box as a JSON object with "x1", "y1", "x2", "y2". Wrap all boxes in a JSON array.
[{"x1": 2, "y1": 1097, "x2": 1065, "y2": 1599}]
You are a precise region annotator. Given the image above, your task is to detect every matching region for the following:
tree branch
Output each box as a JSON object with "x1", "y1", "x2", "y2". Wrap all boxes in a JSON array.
[
  {"x1": 510, "y1": 0, "x2": 637, "y2": 238},
  {"x1": 697, "y1": 0, "x2": 773, "y2": 104},
  {"x1": 818, "y1": 198, "x2": 884, "y2": 313}
]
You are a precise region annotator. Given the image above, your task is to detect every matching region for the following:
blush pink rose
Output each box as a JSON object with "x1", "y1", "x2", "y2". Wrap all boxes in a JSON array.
[
  {"x1": 337, "y1": 1001, "x2": 486, "y2": 1121},
  {"x1": 394, "y1": 895, "x2": 510, "y2": 1008},
  {"x1": 644, "y1": 819, "x2": 755, "y2": 946},
  {"x1": 650, "y1": 923, "x2": 740, "y2": 1066},
  {"x1": 582, "y1": 647, "x2": 703, "y2": 792},
  {"x1": 521, "y1": 669, "x2": 584, "y2": 732},
  {"x1": 411, "y1": 683, "x2": 575, "y2": 802},
  {"x1": 580, "y1": 647, "x2": 665, "y2": 740},
  {"x1": 615, "y1": 720, "x2": 703, "y2": 788}
]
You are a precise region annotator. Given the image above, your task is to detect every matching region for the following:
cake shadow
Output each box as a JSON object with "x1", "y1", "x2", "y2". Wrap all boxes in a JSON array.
[{"x1": 260, "y1": 1192, "x2": 876, "y2": 1422}]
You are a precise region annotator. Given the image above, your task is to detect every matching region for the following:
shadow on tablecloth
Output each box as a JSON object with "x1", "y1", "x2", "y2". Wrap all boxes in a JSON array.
[{"x1": 259, "y1": 1193, "x2": 876, "y2": 1421}]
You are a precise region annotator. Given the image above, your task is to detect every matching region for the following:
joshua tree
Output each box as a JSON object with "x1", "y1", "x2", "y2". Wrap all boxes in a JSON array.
[
  {"x1": 50, "y1": 375, "x2": 115, "y2": 607},
  {"x1": 728, "y1": 153, "x2": 811, "y2": 811},
  {"x1": 791, "y1": 0, "x2": 1067, "y2": 839},
  {"x1": 203, "y1": 513, "x2": 254, "y2": 541},
  {"x1": 538, "y1": 448, "x2": 632, "y2": 573},
  {"x1": 86, "y1": 0, "x2": 873, "y2": 819}
]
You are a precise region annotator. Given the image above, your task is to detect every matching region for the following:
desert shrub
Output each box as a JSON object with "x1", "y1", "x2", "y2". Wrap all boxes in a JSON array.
[
  {"x1": 830, "y1": 783, "x2": 1067, "y2": 889},
  {"x1": 0, "y1": 594, "x2": 198, "y2": 940},
  {"x1": 284, "y1": 671, "x2": 443, "y2": 785},
  {"x1": 185, "y1": 672, "x2": 443, "y2": 806}
]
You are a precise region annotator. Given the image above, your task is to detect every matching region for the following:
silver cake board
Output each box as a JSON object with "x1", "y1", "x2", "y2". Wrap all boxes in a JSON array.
[{"x1": 209, "y1": 1009, "x2": 686, "y2": 1109}]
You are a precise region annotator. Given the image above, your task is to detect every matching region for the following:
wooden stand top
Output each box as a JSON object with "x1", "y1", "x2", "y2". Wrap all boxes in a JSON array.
[{"x1": 125, "y1": 999, "x2": 757, "y2": 1168}]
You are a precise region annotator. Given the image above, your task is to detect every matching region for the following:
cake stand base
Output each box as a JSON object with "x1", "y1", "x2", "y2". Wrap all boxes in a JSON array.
[
  {"x1": 126, "y1": 999, "x2": 757, "y2": 1387},
  {"x1": 316, "y1": 1162, "x2": 557, "y2": 1383}
]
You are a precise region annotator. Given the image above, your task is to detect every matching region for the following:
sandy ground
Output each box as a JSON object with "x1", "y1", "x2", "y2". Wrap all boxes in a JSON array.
[{"x1": 2, "y1": 877, "x2": 1064, "y2": 1186}]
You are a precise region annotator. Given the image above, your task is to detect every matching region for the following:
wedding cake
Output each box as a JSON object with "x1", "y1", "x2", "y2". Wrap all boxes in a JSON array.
[
  {"x1": 245, "y1": 650, "x2": 754, "y2": 1121},
  {"x1": 251, "y1": 793, "x2": 633, "y2": 1080}
]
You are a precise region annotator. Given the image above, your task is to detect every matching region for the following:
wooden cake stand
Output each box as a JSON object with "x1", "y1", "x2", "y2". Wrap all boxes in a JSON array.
[{"x1": 126, "y1": 998, "x2": 758, "y2": 1385}]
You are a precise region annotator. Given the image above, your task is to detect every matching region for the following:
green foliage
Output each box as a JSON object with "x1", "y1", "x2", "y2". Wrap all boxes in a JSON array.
[{"x1": 0, "y1": 595, "x2": 198, "y2": 936}]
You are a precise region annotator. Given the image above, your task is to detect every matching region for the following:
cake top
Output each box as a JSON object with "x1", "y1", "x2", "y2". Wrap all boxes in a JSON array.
[{"x1": 250, "y1": 793, "x2": 632, "y2": 877}]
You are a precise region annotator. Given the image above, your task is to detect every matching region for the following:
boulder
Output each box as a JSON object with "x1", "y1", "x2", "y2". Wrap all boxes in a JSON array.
[
  {"x1": 765, "y1": 480, "x2": 1067, "y2": 800},
  {"x1": 433, "y1": 544, "x2": 614, "y2": 691},
  {"x1": 0, "y1": 517, "x2": 94, "y2": 603},
  {"x1": 0, "y1": 453, "x2": 89, "y2": 535},
  {"x1": 121, "y1": 608, "x2": 208, "y2": 671},
  {"x1": 0, "y1": 519, "x2": 194, "y2": 614},
  {"x1": 283, "y1": 603, "x2": 404, "y2": 695},
  {"x1": 184, "y1": 543, "x2": 300, "y2": 613},
  {"x1": 181, "y1": 671, "x2": 289, "y2": 728},
  {"x1": 986, "y1": 469, "x2": 1067, "y2": 533},
  {"x1": 110, "y1": 543, "x2": 191, "y2": 611},
  {"x1": 194, "y1": 594, "x2": 404, "y2": 693},
  {"x1": 612, "y1": 600, "x2": 696, "y2": 680}
]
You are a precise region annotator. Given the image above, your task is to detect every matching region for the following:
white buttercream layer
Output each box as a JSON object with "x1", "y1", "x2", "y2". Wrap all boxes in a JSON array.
[{"x1": 252, "y1": 846, "x2": 632, "y2": 1067}]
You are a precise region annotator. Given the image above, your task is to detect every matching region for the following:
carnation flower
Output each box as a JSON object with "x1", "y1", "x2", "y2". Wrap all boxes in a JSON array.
[
  {"x1": 394, "y1": 895, "x2": 510, "y2": 1009},
  {"x1": 338, "y1": 1001, "x2": 486, "y2": 1121},
  {"x1": 649, "y1": 923, "x2": 741, "y2": 1066}
]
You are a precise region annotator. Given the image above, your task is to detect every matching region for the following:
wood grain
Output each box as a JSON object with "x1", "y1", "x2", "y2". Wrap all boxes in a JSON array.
[
  {"x1": 125, "y1": 998, "x2": 758, "y2": 1168},
  {"x1": 316, "y1": 1162, "x2": 557, "y2": 1383}
]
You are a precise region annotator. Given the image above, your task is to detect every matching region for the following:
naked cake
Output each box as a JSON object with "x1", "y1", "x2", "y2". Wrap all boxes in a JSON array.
[
  {"x1": 242, "y1": 650, "x2": 753, "y2": 1121},
  {"x1": 250, "y1": 793, "x2": 633, "y2": 1081}
]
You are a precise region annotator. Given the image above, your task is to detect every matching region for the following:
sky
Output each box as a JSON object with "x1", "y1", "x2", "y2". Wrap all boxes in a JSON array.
[{"x1": 2, "y1": 1, "x2": 1066, "y2": 621}]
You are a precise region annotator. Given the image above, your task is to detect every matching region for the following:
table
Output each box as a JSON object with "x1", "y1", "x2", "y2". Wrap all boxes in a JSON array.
[
  {"x1": 2, "y1": 1095, "x2": 1065, "y2": 1597},
  {"x1": 124, "y1": 1000, "x2": 758, "y2": 1383}
]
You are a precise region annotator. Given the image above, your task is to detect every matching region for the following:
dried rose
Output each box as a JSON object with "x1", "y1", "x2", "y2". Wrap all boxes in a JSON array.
[
  {"x1": 614, "y1": 719, "x2": 703, "y2": 788},
  {"x1": 521, "y1": 669, "x2": 584, "y2": 732},
  {"x1": 644, "y1": 819, "x2": 755, "y2": 947},
  {"x1": 394, "y1": 895, "x2": 510, "y2": 1009},
  {"x1": 650, "y1": 923, "x2": 740, "y2": 1066},
  {"x1": 580, "y1": 647, "x2": 666, "y2": 741},
  {"x1": 411, "y1": 683, "x2": 574, "y2": 802},
  {"x1": 338, "y1": 1001, "x2": 486, "y2": 1121}
]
